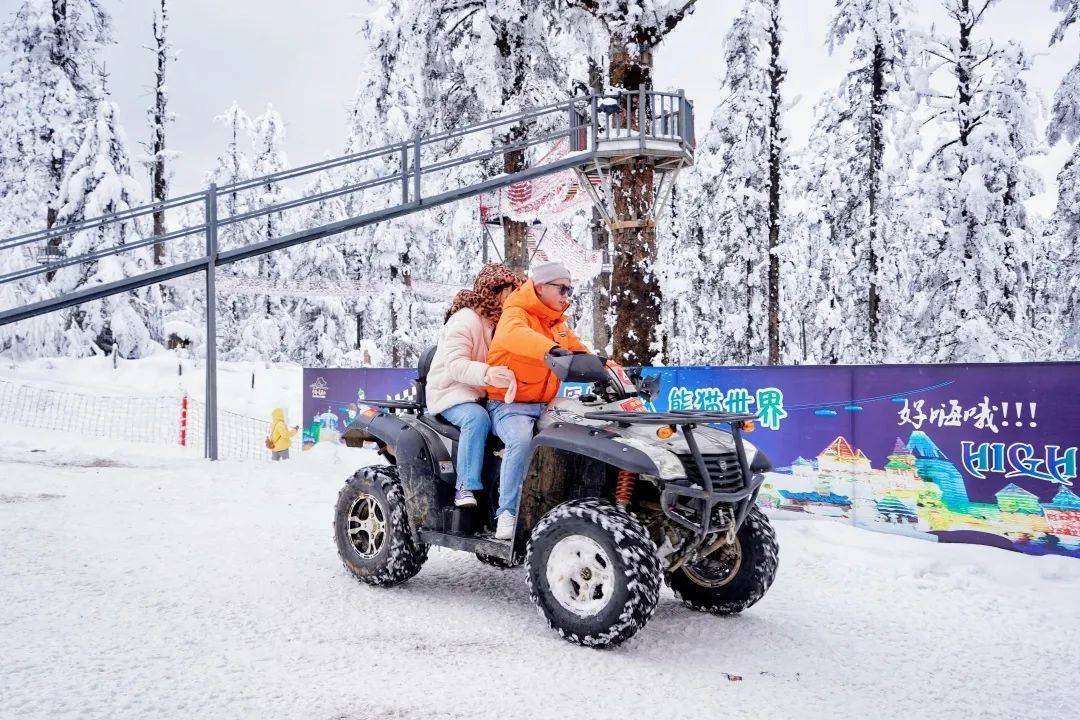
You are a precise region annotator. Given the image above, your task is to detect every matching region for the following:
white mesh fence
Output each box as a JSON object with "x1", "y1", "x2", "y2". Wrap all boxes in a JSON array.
[{"x1": 0, "y1": 379, "x2": 298, "y2": 461}]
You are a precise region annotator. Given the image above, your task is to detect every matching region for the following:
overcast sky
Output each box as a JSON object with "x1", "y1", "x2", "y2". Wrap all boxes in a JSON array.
[{"x1": 2, "y1": 0, "x2": 1076, "y2": 213}]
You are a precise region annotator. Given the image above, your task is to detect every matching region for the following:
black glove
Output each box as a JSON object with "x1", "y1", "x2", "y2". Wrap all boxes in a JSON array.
[{"x1": 547, "y1": 346, "x2": 573, "y2": 357}]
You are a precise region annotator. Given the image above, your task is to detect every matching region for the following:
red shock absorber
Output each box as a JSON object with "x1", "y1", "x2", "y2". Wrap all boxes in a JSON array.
[{"x1": 615, "y1": 469, "x2": 637, "y2": 506}]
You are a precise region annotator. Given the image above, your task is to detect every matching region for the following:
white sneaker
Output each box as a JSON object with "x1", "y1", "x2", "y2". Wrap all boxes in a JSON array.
[{"x1": 494, "y1": 512, "x2": 515, "y2": 541}]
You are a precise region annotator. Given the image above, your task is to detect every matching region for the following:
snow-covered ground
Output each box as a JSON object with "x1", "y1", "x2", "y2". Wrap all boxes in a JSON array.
[
  {"x1": 0, "y1": 353, "x2": 303, "y2": 421},
  {"x1": 2, "y1": 424, "x2": 1078, "y2": 720}
]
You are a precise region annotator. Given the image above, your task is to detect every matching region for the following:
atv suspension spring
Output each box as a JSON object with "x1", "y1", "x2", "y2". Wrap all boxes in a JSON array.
[{"x1": 615, "y1": 470, "x2": 637, "y2": 506}]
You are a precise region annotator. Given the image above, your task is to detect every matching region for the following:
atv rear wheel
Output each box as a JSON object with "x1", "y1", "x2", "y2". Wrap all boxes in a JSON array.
[
  {"x1": 334, "y1": 466, "x2": 428, "y2": 586},
  {"x1": 667, "y1": 506, "x2": 778, "y2": 615},
  {"x1": 526, "y1": 498, "x2": 661, "y2": 648}
]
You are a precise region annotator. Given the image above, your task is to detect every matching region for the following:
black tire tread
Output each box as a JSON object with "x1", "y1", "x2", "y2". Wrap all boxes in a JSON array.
[
  {"x1": 667, "y1": 506, "x2": 779, "y2": 615},
  {"x1": 526, "y1": 498, "x2": 661, "y2": 648},
  {"x1": 334, "y1": 465, "x2": 428, "y2": 587}
]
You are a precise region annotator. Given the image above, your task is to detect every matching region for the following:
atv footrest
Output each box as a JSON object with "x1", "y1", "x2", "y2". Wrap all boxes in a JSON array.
[{"x1": 419, "y1": 530, "x2": 514, "y2": 561}]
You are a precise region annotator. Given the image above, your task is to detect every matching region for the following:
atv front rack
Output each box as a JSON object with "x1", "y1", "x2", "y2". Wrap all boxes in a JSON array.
[
  {"x1": 582, "y1": 409, "x2": 762, "y2": 540},
  {"x1": 582, "y1": 410, "x2": 757, "y2": 426}
]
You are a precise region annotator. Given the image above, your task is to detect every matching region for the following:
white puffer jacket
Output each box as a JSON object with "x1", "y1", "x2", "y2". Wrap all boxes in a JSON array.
[{"x1": 425, "y1": 308, "x2": 494, "y2": 415}]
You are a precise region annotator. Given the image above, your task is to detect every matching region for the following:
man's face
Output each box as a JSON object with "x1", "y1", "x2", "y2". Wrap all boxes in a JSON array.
[{"x1": 535, "y1": 277, "x2": 573, "y2": 313}]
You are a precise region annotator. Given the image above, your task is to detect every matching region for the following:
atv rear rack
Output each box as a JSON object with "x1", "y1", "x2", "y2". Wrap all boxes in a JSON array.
[{"x1": 582, "y1": 409, "x2": 761, "y2": 539}]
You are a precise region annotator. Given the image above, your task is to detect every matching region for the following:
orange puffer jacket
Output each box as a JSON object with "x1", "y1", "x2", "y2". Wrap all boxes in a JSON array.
[{"x1": 485, "y1": 280, "x2": 588, "y2": 403}]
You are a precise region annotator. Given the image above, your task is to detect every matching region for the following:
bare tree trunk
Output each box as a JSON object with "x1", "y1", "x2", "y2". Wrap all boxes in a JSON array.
[
  {"x1": 591, "y1": 205, "x2": 611, "y2": 353},
  {"x1": 44, "y1": 0, "x2": 68, "y2": 281},
  {"x1": 502, "y1": 146, "x2": 530, "y2": 271},
  {"x1": 608, "y1": 42, "x2": 660, "y2": 366},
  {"x1": 766, "y1": 2, "x2": 783, "y2": 365},
  {"x1": 150, "y1": 1, "x2": 170, "y2": 265},
  {"x1": 867, "y1": 40, "x2": 884, "y2": 355},
  {"x1": 588, "y1": 60, "x2": 610, "y2": 353}
]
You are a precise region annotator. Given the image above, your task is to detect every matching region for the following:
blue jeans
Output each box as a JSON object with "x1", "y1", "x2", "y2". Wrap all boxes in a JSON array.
[
  {"x1": 440, "y1": 402, "x2": 491, "y2": 491},
  {"x1": 488, "y1": 400, "x2": 546, "y2": 517}
]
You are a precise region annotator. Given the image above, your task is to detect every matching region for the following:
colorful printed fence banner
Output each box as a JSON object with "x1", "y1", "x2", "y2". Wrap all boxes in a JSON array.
[{"x1": 303, "y1": 363, "x2": 1080, "y2": 559}]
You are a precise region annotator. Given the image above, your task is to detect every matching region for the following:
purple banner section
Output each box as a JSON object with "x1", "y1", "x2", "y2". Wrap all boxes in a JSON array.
[{"x1": 303, "y1": 363, "x2": 1080, "y2": 559}]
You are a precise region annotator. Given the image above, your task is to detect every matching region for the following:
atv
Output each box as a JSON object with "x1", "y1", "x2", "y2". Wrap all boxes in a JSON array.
[{"x1": 333, "y1": 349, "x2": 779, "y2": 648}]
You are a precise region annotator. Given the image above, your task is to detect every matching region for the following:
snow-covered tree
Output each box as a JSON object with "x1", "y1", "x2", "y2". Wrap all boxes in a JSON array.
[
  {"x1": 144, "y1": 0, "x2": 177, "y2": 265},
  {"x1": 819, "y1": 0, "x2": 913, "y2": 361},
  {"x1": 0, "y1": 0, "x2": 111, "y2": 232},
  {"x1": 0, "y1": 1, "x2": 112, "y2": 357},
  {"x1": 207, "y1": 102, "x2": 259, "y2": 360},
  {"x1": 291, "y1": 169, "x2": 352, "y2": 366},
  {"x1": 52, "y1": 95, "x2": 155, "y2": 357},
  {"x1": 557, "y1": 0, "x2": 698, "y2": 365},
  {"x1": 411, "y1": 1, "x2": 588, "y2": 277},
  {"x1": 228, "y1": 103, "x2": 296, "y2": 362},
  {"x1": 911, "y1": 2, "x2": 1044, "y2": 361},
  {"x1": 665, "y1": 0, "x2": 784, "y2": 366},
  {"x1": 342, "y1": 3, "x2": 435, "y2": 367},
  {"x1": 1049, "y1": 0, "x2": 1080, "y2": 355}
]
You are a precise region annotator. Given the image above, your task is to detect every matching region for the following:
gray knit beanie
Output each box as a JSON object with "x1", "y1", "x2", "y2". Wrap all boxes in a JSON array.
[{"x1": 530, "y1": 260, "x2": 572, "y2": 285}]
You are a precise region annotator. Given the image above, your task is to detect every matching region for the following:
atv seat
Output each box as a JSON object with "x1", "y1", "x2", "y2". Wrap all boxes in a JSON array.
[
  {"x1": 415, "y1": 346, "x2": 462, "y2": 441},
  {"x1": 419, "y1": 413, "x2": 460, "y2": 441}
]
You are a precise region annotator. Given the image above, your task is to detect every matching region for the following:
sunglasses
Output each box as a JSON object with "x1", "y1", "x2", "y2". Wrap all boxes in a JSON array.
[{"x1": 547, "y1": 282, "x2": 574, "y2": 298}]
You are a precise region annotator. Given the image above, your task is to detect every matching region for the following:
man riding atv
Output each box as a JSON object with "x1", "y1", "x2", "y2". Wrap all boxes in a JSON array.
[
  {"x1": 485, "y1": 261, "x2": 592, "y2": 540},
  {"x1": 333, "y1": 263, "x2": 779, "y2": 648}
]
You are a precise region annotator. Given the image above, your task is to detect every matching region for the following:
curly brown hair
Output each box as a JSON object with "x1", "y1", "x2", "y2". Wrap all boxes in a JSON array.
[{"x1": 444, "y1": 263, "x2": 523, "y2": 325}]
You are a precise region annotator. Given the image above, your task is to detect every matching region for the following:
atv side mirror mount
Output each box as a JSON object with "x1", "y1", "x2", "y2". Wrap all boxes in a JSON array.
[
  {"x1": 546, "y1": 352, "x2": 610, "y2": 384},
  {"x1": 628, "y1": 368, "x2": 662, "y2": 402}
]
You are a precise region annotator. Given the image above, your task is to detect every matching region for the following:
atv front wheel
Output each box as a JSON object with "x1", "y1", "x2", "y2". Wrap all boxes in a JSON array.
[
  {"x1": 334, "y1": 465, "x2": 428, "y2": 586},
  {"x1": 526, "y1": 498, "x2": 661, "y2": 648},
  {"x1": 667, "y1": 506, "x2": 778, "y2": 615}
]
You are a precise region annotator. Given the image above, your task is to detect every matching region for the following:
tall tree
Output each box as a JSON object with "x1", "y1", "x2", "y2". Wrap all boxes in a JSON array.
[
  {"x1": 234, "y1": 103, "x2": 296, "y2": 362},
  {"x1": 826, "y1": 0, "x2": 912, "y2": 359},
  {"x1": 0, "y1": 0, "x2": 110, "y2": 233},
  {"x1": 53, "y1": 93, "x2": 154, "y2": 357},
  {"x1": 144, "y1": 0, "x2": 176, "y2": 265},
  {"x1": 559, "y1": 0, "x2": 698, "y2": 365},
  {"x1": 433, "y1": 1, "x2": 588, "y2": 270},
  {"x1": 343, "y1": 1, "x2": 437, "y2": 367},
  {"x1": 666, "y1": 0, "x2": 783, "y2": 365},
  {"x1": 207, "y1": 102, "x2": 258, "y2": 360},
  {"x1": 291, "y1": 169, "x2": 351, "y2": 366},
  {"x1": 1049, "y1": 0, "x2": 1080, "y2": 354},
  {"x1": 914, "y1": 1, "x2": 1044, "y2": 361}
]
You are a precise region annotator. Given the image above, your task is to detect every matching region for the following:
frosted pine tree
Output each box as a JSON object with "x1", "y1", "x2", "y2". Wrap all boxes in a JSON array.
[
  {"x1": 207, "y1": 102, "x2": 258, "y2": 359},
  {"x1": 557, "y1": 0, "x2": 698, "y2": 365},
  {"x1": 820, "y1": 0, "x2": 913, "y2": 361},
  {"x1": 667, "y1": 0, "x2": 784, "y2": 365},
  {"x1": 291, "y1": 169, "x2": 352, "y2": 366},
  {"x1": 52, "y1": 95, "x2": 155, "y2": 357},
  {"x1": 343, "y1": 4, "x2": 434, "y2": 366},
  {"x1": 787, "y1": 97, "x2": 862, "y2": 364},
  {"x1": 912, "y1": 2, "x2": 1043, "y2": 361},
  {"x1": 144, "y1": 0, "x2": 177, "y2": 266},
  {"x1": 0, "y1": 0, "x2": 110, "y2": 232},
  {"x1": 1049, "y1": 0, "x2": 1080, "y2": 355},
  {"x1": 0, "y1": 0, "x2": 111, "y2": 356},
  {"x1": 232, "y1": 104, "x2": 296, "y2": 362}
]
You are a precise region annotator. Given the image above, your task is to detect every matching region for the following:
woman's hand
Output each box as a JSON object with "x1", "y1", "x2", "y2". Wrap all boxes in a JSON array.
[{"x1": 484, "y1": 365, "x2": 515, "y2": 388}]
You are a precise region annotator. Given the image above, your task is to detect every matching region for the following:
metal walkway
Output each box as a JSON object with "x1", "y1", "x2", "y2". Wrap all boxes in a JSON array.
[{"x1": 0, "y1": 88, "x2": 695, "y2": 457}]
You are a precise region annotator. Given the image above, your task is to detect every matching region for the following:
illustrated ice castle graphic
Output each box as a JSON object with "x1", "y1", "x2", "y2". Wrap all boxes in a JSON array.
[{"x1": 906, "y1": 430, "x2": 970, "y2": 510}]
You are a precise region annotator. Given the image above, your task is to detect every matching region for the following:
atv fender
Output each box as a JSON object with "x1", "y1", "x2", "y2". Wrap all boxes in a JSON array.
[
  {"x1": 342, "y1": 411, "x2": 455, "y2": 534},
  {"x1": 528, "y1": 423, "x2": 659, "y2": 477}
]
